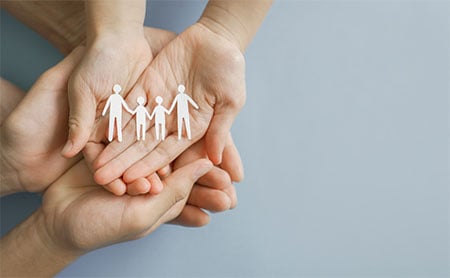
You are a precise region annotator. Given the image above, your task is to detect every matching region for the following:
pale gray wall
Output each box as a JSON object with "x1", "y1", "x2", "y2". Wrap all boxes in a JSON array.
[{"x1": 1, "y1": 1, "x2": 449, "y2": 277}]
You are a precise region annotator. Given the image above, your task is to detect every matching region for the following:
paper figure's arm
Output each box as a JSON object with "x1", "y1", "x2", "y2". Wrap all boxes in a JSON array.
[
  {"x1": 168, "y1": 96, "x2": 178, "y2": 114},
  {"x1": 164, "y1": 107, "x2": 170, "y2": 115},
  {"x1": 145, "y1": 108, "x2": 152, "y2": 120},
  {"x1": 187, "y1": 95, "x2": 199, "y2": 110},
  {"x1": 149, "y1": 109, "x2": 156, "y2": 120},
  {"x1": 121, "y1": 98, "x2": 134, "y2": 114},
  {"x1": 101, "y1": 98, "x2": 111, "y2": 116}
]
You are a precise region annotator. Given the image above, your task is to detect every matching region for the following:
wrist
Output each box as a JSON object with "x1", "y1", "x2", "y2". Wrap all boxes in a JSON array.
[
  {"x1": 85, "y1": 0, "x2": 146, "y2": 45},
  {"x1": 0, "y1": 210, "x2": 82, "y2": 276},
  {"x1": 198, "y1": 13, "x2": 245, "y2": 53},
  {"x1": 198, "y1": 0, "x2": 272, "y2": 53},
  {"x1": 87, "y1": 21, "x2": 145, "y2": 45}
]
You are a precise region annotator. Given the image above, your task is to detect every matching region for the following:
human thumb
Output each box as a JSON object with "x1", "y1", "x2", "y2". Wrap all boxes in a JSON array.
[
  {"x1": 146, "y1": 159, "x2": 213, "y2": 219},
  {"x1": 205, "y1": 107, "x2": 240, "y2": 165},
  {"x1": 61, "y1": 79, "x2": 97, "y2": 158}
]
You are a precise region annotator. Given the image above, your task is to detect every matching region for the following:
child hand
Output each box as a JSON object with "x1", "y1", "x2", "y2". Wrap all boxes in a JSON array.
[
  {"x1": 91, "y1": 23, "x2": 246, "y2": 186},
  {"x1": 61, "y1": 28, "x2": 152, "y2": 158},
  {"x1": 74, "y1": 26, "x2": 177, "y2": 196}
]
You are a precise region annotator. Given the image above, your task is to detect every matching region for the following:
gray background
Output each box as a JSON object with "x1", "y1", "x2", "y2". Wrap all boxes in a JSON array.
[{"x1": 1, "y1": 1, "x2": 449, "y2": 277}]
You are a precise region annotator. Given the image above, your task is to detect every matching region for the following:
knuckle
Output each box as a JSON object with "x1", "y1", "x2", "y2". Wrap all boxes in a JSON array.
[
  {"x1": 227, "y1": 49, "x2": 246, "y2": 70},
  {"x1": 212, "y1": 192, "x2": 231, "y2": 212},
  {"x1": 228, "y1": 95, "x2": 245, "y2": 111},
  {"x1": 68, "y1": 116, "x2": 82, "y2": 131},
  {"x1": 220, "y1": 90, "x2": 246, "y2": 112},
  {"x1": 173, "y1": 186, "x2": 190, "y2": 204},
  {"x1": 153, "y1": 145, "x2": 172, "y2": 164}
]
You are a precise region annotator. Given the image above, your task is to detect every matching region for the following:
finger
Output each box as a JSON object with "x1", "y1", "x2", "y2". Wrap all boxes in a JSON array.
[
  {"x1": 205, "y1": 108, "x2": 240, "y2": 165},
  {"x1": 104, "y1": 179, "x2": 127, "y2": 196},
  {"x1": 220, "y1": 133, "x2": 244, "y2": 182},
  {"x1": 157, "y1": 165, "x2": 172, "y2": 179},
  {"x1": 148, "y1": 172, "x2": 164, "y2": 195},
  {"x1": 187, "y1": 185, "x2": 231, "y2": 212},
  {"x1": 122, "y1": 134, "x2": 196, "y2": 183},
  {"x1": 139, "y1": 159, "x2": 212, "y2": 225},
  {"x1": 139, "y1": 204, "x2": 210, "y2": 238},
  {"x1": 168, "y1": 205, "x2": 210, "y2": 227},
  {"x1": 84, "y1": 141, "x2": 127, "y2": 196},
  {"x1": 223, "y1": 184, "x2": 238, "y2": 209},
  {"x1": 196, "y1": 167, "x2": 232, "y2": 190},
  {"x1": 172, "y1": 139, "x2": 207, "y2": 169},
  {"x1": 127, "y1": 178, "x2": 151, "y2": 196},
  {"x1": 62, "y1": 76, "x2": 97, "y2": 158},
  {"x1": 83, "y1": 141, "x2": 105, "y2": 172}
]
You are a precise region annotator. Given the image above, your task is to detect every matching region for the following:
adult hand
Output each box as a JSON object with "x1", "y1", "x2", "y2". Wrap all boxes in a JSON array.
[
  {"x1": 1, "y1": 48, "x2": 84, "y2": 195},
  {"x1": 42, "y1": 158, "x2": 212, "y2": 253},
  {"x1": 92, "y1": 22, "x2": 246, "y2": 187},
  {"x1": 1, "y1": 158, "x2": 212, "y2": 277},
  {"x1": 169, "y1": 133, "x2": 243, "y2": 226}
]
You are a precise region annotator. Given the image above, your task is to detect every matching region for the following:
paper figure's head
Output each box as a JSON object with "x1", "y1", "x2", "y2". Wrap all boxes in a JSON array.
[
  {"x1": 178, "y1": 84, "x2": 185, "y2": 94},
  {"x1": 113, "y1": 84, "x2": 122, "y2": 94},
  {"x1": 156, "y1": 96, "x2": 163, "y2": 104},
  {"x1": 137, "y1": 96, "x2": 145, "y2": 105}
]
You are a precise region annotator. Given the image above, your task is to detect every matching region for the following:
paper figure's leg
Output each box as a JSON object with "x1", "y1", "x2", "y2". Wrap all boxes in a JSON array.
[
  {"x1": 161, "y1": 124, "x2": 166, "y2": 141},
  {"x1": 185, "y1": 116, "x2": 192, "y2": 140},
  {"x1": 178, "y1": 117, "x2": 183, "y2": 140},
  {"x1": 155, "y1": 124, "x2": 160, "y2": 141},
  {"x1": 142, "y1": 124, "x2": 146, "y2": 141},
  {"x1": 108, "y1": 116, "x2": 115, "y2": 142},
  {"x1": 136, "y1": 123, "x2": 140, "y2": 141},
  {"x1": 117, "y1": 116, "x2": 123, "y2": 142}
]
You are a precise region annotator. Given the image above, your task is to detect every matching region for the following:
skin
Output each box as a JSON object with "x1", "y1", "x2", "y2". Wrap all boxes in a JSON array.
[
  {"x1": 0, "y1": 53, "x2": 234, "y2": 276},
  {"x1": 24, "y1": 0, "x2": 270, "y2": 196},
  {"x1": 87, "y1": 0, "x2": 272, "y2": 189},
  {"x1": 0, "y1": 39, "x2": 238, "y2": 225},
  {"x1": 0, "y1": 1, "x2": 266, "y2": 275},
  {"x1": 62, "y1": 0, "x2": 151, "y2": 157},
  {"x1": 2, "y1": 1, "x2": 250, "y2": 195},
  {"x1": 0, "y1": 157, "x2": 213, "y2": 277}
]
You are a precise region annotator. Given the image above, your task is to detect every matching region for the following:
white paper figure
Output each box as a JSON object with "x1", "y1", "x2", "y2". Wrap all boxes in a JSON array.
[
  {"x1": 132, "y1": 96, "x2": 152, "y2": 141},
  {"x1": 168, "y1": 84, "x2": 199, "y2": 140},
  {"x1": 150, "y1": 96, "x2": 170, "y2": 141},
  {"x1": 102, "y1": 84, "x2": 133, "y2": 142}
]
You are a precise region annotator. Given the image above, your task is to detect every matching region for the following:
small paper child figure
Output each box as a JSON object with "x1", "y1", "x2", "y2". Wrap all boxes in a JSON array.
[
  {"x1": 132, "y1": 96, "x2": 152, "y2": 141},
  {"x1": 150, "y1": 96, "x2": 170, "y2": 141},
  {"x1": 168, "y1": 84, "x2": 199, "y2": 140},
  {"x1": 102, "y1": 84, "x2": 133, "y2": 142}
]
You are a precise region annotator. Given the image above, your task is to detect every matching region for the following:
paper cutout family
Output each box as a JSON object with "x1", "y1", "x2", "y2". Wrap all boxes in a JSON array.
[{"x1": 102, "y1": 84, "x2": 199, "y2": 142}]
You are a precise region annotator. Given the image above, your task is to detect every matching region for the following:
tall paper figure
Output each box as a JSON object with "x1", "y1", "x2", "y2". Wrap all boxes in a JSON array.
[
  {"x1": 168, "y1": 84, "x2": 199, "y2": 140},
  {"x1": 150, "y1": 96, "x2": 170, "y2": 141},
  {"x1": 102, "y1": 84, "x2": 133, "y2": 142},
  {"x1": 132, "y1": 96, "x2": 152, "y2": 141}
]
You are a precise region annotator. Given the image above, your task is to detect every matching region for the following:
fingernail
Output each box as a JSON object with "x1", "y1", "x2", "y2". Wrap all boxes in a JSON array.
[
  {"x1": 216, "y1": 154, "x2": 223, "y2": 165},
  {"x1": 62, "y1": 140, "x2": 73, "y2": 155}
]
